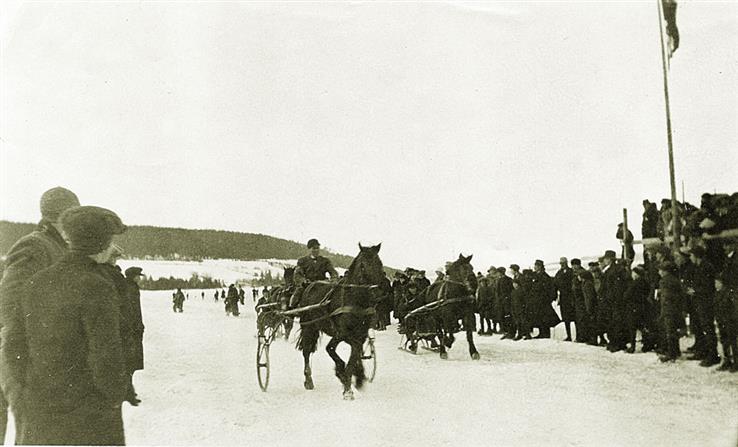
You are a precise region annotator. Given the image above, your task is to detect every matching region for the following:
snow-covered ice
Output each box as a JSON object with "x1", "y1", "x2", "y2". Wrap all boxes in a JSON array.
[{"x1": 95, "y1": 290, "x2": 738, "y2": 446}]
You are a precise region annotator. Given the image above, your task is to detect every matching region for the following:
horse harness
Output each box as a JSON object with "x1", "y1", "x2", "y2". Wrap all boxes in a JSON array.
[
  {"x1": 405, "y1": 279, "x2": 475, "y2": 320},
  {"x1": 296, "y1": 281, "x2": 380, "y2": 326}
]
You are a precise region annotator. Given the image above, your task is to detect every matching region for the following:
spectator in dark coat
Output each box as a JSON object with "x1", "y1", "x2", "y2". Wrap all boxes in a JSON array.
[
  {"x1": 511, "y1": 275, "x2": 531, "y2": 340},
  {"x1": 530, "y1": 260, "x2": 560, "y2": 338},
  {"x1": 616, "y1": 223, "x2": 635, "y2": 262},
  {"x1": 570, "y1": 259, "x2": 587, "y2": 343},
  {"x1": 496, "y1": 267, "x2": 514, "y2": 339},
  {"x1": 96, "y1": 245, "x2": 142, "y2": 406},
  {"x1": 714, "y1": 275, "x2": 737, "y2": 371},
  {"x1": 225, "y1": 284, "x2": 240, "y2": 316},
  {"x1": 0, "y1": 186, "x2": 80, "y2": 443},
  {"x1": 14, "y1": 205, "x2": 128, "y2": 444},
  {"x1": 623, "y1": 266, "x2": 651, "y2": 353},
  {"x1": 173, "y1": 288, "x2": 185, "y2": 313},
  {"x1": 123, "y1": 267, "x2": 145, "y2": 404},
  {"x1": 577, "y1": 269, "x2": 598, "y2": 345},
  {"x1": 642, "y1": 200, "x2": 659, "y2": 239},
  {"x1": 601, "y1": 250, "x2": 629, "y2": 352},
  {"x1": 685, "y1": 246, "x2": 720, "y2": 366},
  {"x1": 658, "y1": 262, "x2": 685, "y2": 363},
  {"x1": 590, "y1": 260, "x2": 608, "y2": 345},
  {"x1": 554, "y1": 257, "x2": 575, "y2": 341}
]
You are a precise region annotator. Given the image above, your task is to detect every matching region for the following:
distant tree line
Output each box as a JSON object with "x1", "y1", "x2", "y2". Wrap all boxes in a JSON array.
[
  {"x1": 251, "y1": 270, "x2": 283, "y2": 288},
  {"x1": 0, "y1": 221, "x2": 354, "y2": 268},
  {"x1": 138, "y1": 273, "x2": 225, "y2": 291}
]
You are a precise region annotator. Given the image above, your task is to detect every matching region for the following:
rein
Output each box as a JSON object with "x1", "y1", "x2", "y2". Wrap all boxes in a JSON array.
[
  {"x1": 296, "y1": 281, "x2": 379, "y2": 326},
  {"x1": 404, "y1": 278, "x2": 474, "y2": 319}
]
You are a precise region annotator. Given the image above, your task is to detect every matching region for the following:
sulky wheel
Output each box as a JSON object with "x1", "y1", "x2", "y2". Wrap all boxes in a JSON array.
[
  {"x1": 361, "y1": 336, "x2": 377, "y2": 383},
  {"x1": 256, "y1": 324, "x2": 275, "y2": 391}
]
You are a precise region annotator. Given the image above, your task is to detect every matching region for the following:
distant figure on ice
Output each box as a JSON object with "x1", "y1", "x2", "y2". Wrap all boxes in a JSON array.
[
  {"x1": 289, "y1": 238, "x2": 338, "y2": 308},
  {"x1": 201, "y1": 291, "x2": 204, "y2": 300},
  {"x1": 173, "y1": 288, "x2": 185, "y2": 313},
  {"x1": 220, "y1": 289, "x2": 226, "y2": 301},
  {"x1": 252, "y1": 288, "x2": 258, "y2": 302},
  {"x1": 238, "y1": 285, "x2": 245, "y2": 305},
  {"x1": 225, "y1": 284, "x2": 240, "y2": 316},
  {"x1": 213, "y1": 290, "x2": 219, "y2": 302}
]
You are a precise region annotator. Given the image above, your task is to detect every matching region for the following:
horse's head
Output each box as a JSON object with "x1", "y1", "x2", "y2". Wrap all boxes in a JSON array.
[
  {"x1": 345, "y1": 243, "x2": 384, "y2": 285},
  {"x1": 283, "y1": 267, "x2": 295, "y2": 287},
  {"x1": 446, "y1": 253, "x2": 476, "y2": 290}
]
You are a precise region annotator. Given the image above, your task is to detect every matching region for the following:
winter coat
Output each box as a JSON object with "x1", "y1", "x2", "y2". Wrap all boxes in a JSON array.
[
  {"x1": 124, "y1": 279, "x2": 145, "y2": 372},
  {"x1": 624, "y1": 276, "x2": 650, "y2": 329},
  {"x1": 294, "y1": 255, "x2": 338, "y2": 283},
  {"x1": 495, "y1": 275, "x2": 513, "y2": 317},
  {"x1": 714, "y1": 288, "x2": 736, "y2": 342},
  {"x1": 658, "y1": 273, "x2": 685, "y2": 321},
  {"x1": 17, "y1": 252, "x2": 126, "y2": 445},
  {"x1": 0, "y1": 220, "x2": 69, "y2": 407},
  {"x1": 554, "y1": 267, "x2": 575, "y2": 322},
  {"x1": 97, "y1": 264, "x2": 141, "y2": 375},
  {"x1": 529, "y1": 271, "x2": 560, "y2": 328}
]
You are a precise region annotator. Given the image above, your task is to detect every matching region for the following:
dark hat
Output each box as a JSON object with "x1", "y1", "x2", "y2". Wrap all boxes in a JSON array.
[
  {"x1": 603, "y1": 250, "x2": 617, "y2": 259},
  {"x1": 509, "y1": 264, "x2": 520, "y2": 271},
  {"x1": 534, "y1": 259, "x2": 544, "y2": 267},
  {"x1": 632, "y1": 265, "x2": 646, "y2": 277},
  {"x1": 587, "y1": 261, "x2": 599, "y2": 268},
  {"x1": 571, "y1": 258, "x2": 582, "y2": 266},
  {"x1": 60, "y1": 206, "x2": 126, "y2": 255},
  {"x1": 40, "y1": 187, "x2": 80, "y2": 222},
  {"x1": 307, "y1": 238, "x2": 320, "y2": 249},
  {"x1": 125, "y1": 266, "x2": 144, "y2": 278},
  {"x1": 496, "y1": 266, "x2": 506, "y2": 274},
  {"x1": 487, "y1": 266, "x2": 497, "y2": 273}
]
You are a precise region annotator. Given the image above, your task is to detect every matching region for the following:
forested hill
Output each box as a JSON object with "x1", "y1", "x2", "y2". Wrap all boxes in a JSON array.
[{"x1": 0, "y1": 221, "x2": 355, "y2": 268}]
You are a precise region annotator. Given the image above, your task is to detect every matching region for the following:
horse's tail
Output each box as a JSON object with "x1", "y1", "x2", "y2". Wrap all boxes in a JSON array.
[{"x1": 295, "y1": 325, "x2": 321, "y2": 353}]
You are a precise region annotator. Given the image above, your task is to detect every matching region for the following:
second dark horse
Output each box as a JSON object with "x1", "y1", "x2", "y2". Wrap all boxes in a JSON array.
[{"x1": 295, "y1": 243, "x2": 384, "y2": 400}]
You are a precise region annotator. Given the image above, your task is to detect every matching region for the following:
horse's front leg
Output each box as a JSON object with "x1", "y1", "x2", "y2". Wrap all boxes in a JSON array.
[
  {"x1": 346, "y1": 339, "x2": 366, "y2": 394},
  {"x1": 466, "y1": 314, "x2": 480, "y2": 360},
  {"x1": 325, "y1": 337, "x2": 346, "y2": 385}
]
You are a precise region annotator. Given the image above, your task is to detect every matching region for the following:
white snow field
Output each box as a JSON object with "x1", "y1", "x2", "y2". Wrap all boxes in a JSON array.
[{"x1": 95, "y1": 290, "x2": 738, "y2": 447}]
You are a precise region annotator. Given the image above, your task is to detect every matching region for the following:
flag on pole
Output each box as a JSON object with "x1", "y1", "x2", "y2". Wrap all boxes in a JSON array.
[{"x1": 661, "y1": 0, "x2": 679, "y2": 58}]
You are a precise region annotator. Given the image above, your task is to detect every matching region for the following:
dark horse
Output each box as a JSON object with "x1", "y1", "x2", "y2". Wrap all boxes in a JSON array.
[
  {"x1": 295, "y1": 243, "x2": 384, "y2": 400},
  {"x1": 421, "y1": 254, "x2": 480, "y2": 360}
]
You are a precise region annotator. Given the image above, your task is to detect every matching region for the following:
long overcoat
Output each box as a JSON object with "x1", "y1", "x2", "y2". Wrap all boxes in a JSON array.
[{"x1": 17, "y1": 252, "x2": 127, "y2": 445}]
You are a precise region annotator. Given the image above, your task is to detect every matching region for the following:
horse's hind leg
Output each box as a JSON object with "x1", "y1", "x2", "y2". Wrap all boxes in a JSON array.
[
  {"x1": 300, "y1": 328, "x2": 319, "y2": 390},
  {"x1": 326, "y1": 337, "x2": 353, "y2": 399}
]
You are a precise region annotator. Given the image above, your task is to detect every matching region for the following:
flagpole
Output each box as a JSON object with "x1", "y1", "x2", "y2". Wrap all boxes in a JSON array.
[{"x1": 656, "y1": 0, "x2": 681, "y2": 250}]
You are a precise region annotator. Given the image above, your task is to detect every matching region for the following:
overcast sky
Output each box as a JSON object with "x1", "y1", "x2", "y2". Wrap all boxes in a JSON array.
[{"x1": 1, "y1": 1, "x2": 736, "y2": 272}]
